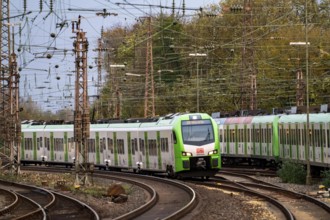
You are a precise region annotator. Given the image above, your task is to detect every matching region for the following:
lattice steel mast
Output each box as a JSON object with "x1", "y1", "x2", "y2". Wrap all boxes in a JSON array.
[
  {"x1": 0, "y1": 0, "x2": 21, "y2": 174},
  {"x1": 72, "y1": 16, "x2": 91, "y2": 186},
  {"x1": 241, "y1": 0, "x2": 257, "y2": 111},
  {"x1": 144, "y1": 17, "x2": 155, "y2": 118}
]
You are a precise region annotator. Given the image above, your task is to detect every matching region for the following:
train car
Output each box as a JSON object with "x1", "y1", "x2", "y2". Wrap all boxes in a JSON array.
[
  {"x1": 278, "y1": 113, "x2": 330, "y2": 168},
  {"x1": 217, "y1": 115, "x2": 280, "y2": 166},
  {"x1": 21, "y1": 123, "x2": 75, "y2": 166},
  {"x1": 21, "y1": 113, "x2": 221, "y2": 178}
]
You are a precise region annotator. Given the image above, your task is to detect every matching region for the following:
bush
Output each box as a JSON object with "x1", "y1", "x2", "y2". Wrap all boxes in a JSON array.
[
  {"x1": 277, "y1": 160, "x2": 306, "y2": 184},
  {"x1": 321, "y1": 169, "x2": 330, "y2": 189}
]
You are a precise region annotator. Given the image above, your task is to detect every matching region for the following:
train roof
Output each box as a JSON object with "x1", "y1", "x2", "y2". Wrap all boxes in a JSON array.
[
  {"x1": 278, "y1": 113, "x2": 330, "y2": 123},
  {"x1": 251, "y1": 115, "x2": 279, "y2": 124},
  {"x1": 21, "y1": 113, "x2": 214, "y2": 132}
]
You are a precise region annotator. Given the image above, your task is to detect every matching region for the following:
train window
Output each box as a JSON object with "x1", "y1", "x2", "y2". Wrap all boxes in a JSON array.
[
  {"x1": 107, "y1": 138, "x2": 114, "y2": 153},
  {"x1": 139, "y1": 138, "x2": 145, "y2": 155},
  {"x1": 148, "y1": 139, "x2": 157, "y2": 156},
  {"x1": 37, "y1": 137, "x2": 42, "y2": 150},
  {"x1": 280, "y1": 127, "x2": 284, "y2": 145},
  {"x1": 24, "y1": 138, "x2": 32, "y2": 150},
  {"x1": 317, "y1": 129, "x2": 321, "y2": 148},
  {"x1": 251, "y1": 128, "x2": 254, "y2": 143},
  {"x1": 131, "y1": 138, "x2": 138, "y2": 155},
  {"x1": 181, "y1": 119, "x2": 214, "y2": 145},
  {"x1": 256, "y1": 128, "x2": 260, "y2": 143},
  {"x1": 321, "y1": 129, "x2": 324, "y2": 148},
  {"x1": 327, "y1": 123, "x2": 330, "y2": 148},
  {"x1": 100, "y1": 138, "x2": 106, "y2": 153},
  {"x1": 117, "y1": 139, "x2": 124, "y2": 155},
  {"x1": 135, "y1": 138, "x2": 139, "y2": 153},
  {"x1": 87, "y1": 139, "x2": 95, "y2": 153},
  {"x1": 45, "y1": 137, "x2": 50, "y2": 151},
  {"x1": 247, "y1": 129, "x2": 250, "y2": 142},
  {"x1": 238, "y1": 129, "x2": 242, "y2": 142},
  {"x1": 223, "y1": 129, "x2": 227, "y2": 143},
  {"x1": 302, "y1": 128, "x2": 306, "y2": 146},
  {"x1": 263, "y1": 128, "x2": 266, "y2": 143},
  {"x1": 161, "y1": 138, "x2": 169, "y2": 152},
  {"x1": 219, "y1": 131, "x2": 223, "y2": 143},
  {"x1": 291, "y1": 128, "x2": 294, "y2": 146},
  {"x1": 54, "y1": 138, "x2": 64, "y2": 151}
]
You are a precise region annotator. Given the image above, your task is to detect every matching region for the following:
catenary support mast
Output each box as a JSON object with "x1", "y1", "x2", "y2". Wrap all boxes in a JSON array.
[{"x1": 72, "y1": 16, "x2": 91, "y2": 186}]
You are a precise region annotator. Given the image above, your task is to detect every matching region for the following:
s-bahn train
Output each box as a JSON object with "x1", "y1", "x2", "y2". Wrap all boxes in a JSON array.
[
  {"x1": 21, "y1": 113, "x2": 221, "y2": 178},
  {"x1": 215, "y1": 113, "x2": 330, "y2": 169}
]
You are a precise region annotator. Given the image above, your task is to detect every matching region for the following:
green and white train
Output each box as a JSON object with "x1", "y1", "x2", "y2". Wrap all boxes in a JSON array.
[
  {"x1": 215, "y1": 113, "x2": 330, "y2": 168},
  {"x1": 21, "y1": 113, "x2": 221, "y2": 178}
]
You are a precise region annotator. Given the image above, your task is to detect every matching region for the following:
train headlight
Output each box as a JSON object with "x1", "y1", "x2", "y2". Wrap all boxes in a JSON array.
[
  {"x1": 182, "y1": 151, "x2": 193, "y2": 156},
  {"x1": 208, "y1": 150, "x2": 218, "y2": 155}
]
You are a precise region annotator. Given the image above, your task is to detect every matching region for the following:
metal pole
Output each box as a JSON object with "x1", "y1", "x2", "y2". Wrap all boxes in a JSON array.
[
  {"x1": 305, "y1": 0, "x2": 311, "y2": 185},
  {"x1": 196, "y1": 59, "x2": 199, "y2": 112}
]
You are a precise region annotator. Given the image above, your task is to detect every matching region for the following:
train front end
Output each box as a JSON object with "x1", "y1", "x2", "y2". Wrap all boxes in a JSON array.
[{"x1": 172, "y1": 113, "x2": 221, "y2": 178}]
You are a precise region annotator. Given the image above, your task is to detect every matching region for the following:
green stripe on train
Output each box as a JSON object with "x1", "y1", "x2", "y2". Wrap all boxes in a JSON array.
[
  {"x1": 127, "y1": 132, "x2": 132, "y2": 167},
  {"x1": 50, "y1": 132, "x2": 54, "y2": 161},
  {"x1": 144, "y1": 132, "x2": 149, "y2": 169},
  {"x1": 244, "y1": 125, "x2": 248, "y2": 155},
  {"x1": 320, "y1": 124, "x2": 324, "y2": 163},
  {"x1": 226, "y1": 126, "x2": 229, "y2": 154},
  {"x1": 235, "y1": 125, "x2": 238, "y2": 154},
  {"x1": 157, "y1": 131, "x2": 162, "y2": 170},
  {"x1": 114, "y1": 132, "x2": 118, "y2": 166},
  {"x1": 64, "y1": 132, "x2": 68, "y2": 162},
  {"x1": 96, "y1": 132, "x2": 100, "y2": 164},
  {"x1": 33, "y1": 132, "x2": 37, "y2": 160}
]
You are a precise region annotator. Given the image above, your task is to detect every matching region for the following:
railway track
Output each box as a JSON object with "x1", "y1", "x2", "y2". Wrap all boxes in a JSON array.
[
  {"x1": 0, "y1": 179, "x2": 99, "y2": 220},
  {"x1": 19, "y1": 166, "x2": 197, "y2": 219},
  {"x1": 94, "y1": 171, "x2": 197, "y2": 220},
  {"x1": 221, "y1": 167, "x2": 278, "y2": 177},
  {"x1": 216, "y1": 171, "x2": 330, "y2": 220}
]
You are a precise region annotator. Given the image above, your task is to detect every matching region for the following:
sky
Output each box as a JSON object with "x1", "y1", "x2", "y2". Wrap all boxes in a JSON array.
[{"x1": 9, "y1": 0, "x2": 220, "y2": 113}]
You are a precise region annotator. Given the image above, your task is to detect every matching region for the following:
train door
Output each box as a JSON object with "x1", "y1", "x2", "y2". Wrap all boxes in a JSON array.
[
  {"x1": 218, "y1": 124, "x2": 227, "y2": 155},
  {"x1": 67, "y1": 135, "x2": 75, "y2": 163},
  {"x1": 312, "y1": 123, "x2": 323, "y2": 164},
  {"x1": 228, "y1": 125, "x2": 236, "y2": 155},
  {"x1": 237, "y1": 124, "x2": 244, "y2": 156},
  {"x1": 98, "y1": 130, "x2": 107, "y2": 166},
  {"x1": 106, "y1": 131, "x2": 116, "y2": 167},
  {"x1": 279, "y1": 123, "x2": 290, "y2": 159},
  {"x1": 246, "y1": 126, "x2": 252, "y2": 155},
  {"x1": 21, "y1": 128, "x2": 35, "y2": 160},
  {"x1": 116, "y1": 130, "x2": 128, "y2": 167},
  {"x1": 298, "y1": 122, "x2": 306, "y2": 162},
  {"x1": 145, "y1": 130, "x2": 159, "y2": 170},
  {"x1": 252, "y1": 124, "x2": 261, "y2": 156},
  {"x1": 290, "y1": 124, "x2": 298, "y2": 160},
  {"x1": 158, "y1": 129, "x2": 173, "y2": 171},
  {"x1": 326, "y1": 122, "x2": 330, "y2": 165},
  {"x1": 87, "y1": 130, "x2": 97, "y2": 164},
  {"x1": 52, "y1": 130, "x2": 65, "y2": 162},
  {"x1": 260, "y1": 123, "x2": 268, "y2": 157},
  {"x1": 129, "y1": 130, "x2": 140, "y2": 170}
]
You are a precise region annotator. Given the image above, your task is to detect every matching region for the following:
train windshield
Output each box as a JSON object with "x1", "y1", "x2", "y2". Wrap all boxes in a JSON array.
[{"x1": 181, "y1": 119, "x2": 214, "y2": 145}]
